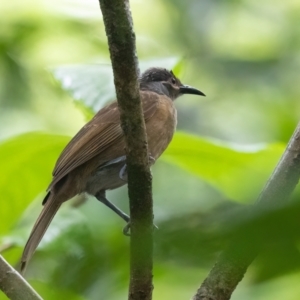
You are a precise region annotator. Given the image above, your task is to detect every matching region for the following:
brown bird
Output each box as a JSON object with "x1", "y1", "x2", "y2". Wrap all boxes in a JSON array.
[{"x1": 20, "y1": 67, "x2": 205, "y2": 273}]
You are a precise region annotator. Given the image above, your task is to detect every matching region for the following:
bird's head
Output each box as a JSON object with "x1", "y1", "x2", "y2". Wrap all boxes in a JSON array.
[{"x1": 139, "y1": 67, "x2": 205, "y2": 101}]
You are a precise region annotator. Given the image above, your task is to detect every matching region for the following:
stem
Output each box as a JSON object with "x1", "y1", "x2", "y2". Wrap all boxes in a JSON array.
[
  {"x1": 0, "y1": 255, "x2": 43, "y2": 300},
  {"x1": 194, "y1": 123, "x2": 300, "y2": 300},
  {"x1": 98, "y1": 1, "x2": 153, "y2": 300}
]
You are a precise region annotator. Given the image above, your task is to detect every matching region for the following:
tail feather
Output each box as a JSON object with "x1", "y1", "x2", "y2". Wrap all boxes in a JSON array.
[{"x1": 21, "y1": 196, "x2": 61, "y2": 274}]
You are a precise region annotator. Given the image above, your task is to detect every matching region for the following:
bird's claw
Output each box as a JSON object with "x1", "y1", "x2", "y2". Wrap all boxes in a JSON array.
[{"x1": 123, "y1": 222, "x2": 131, "y2": 236}]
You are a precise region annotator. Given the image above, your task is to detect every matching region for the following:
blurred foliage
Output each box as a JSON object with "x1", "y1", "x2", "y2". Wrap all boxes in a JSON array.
[
  {"x1": 1, "y1": 0, "x2": 300, "y2": 299},
  {"x1": 51, "y1": 57, "x2": 178, "y2": 113}
]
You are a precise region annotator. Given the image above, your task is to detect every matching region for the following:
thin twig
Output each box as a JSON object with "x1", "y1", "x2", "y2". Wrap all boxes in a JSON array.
[
  {"x1": 193, "y1": 123, "x2": 300, "y2": 300},
  {"x1": 98, "y1": 1, "x2": 153, "y2": 300},
  {"x1": 0, "y1": 255, "x2": 43, "y2": 300}
]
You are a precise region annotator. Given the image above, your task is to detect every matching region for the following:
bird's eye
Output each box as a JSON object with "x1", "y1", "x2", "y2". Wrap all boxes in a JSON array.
[{"x1": 171, "y1": 78, "x2": 176, "y2": 84}]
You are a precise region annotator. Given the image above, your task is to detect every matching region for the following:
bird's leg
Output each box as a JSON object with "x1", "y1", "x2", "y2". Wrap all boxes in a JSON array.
[
  {"x1": 99, "y1": 155, "x2": 157, "y2": 236},
  {"x1": 95, "y1": 191, "x2": 130, "y2": 223},
  {"x1": 95, "y1": 190, "x2": 159, "y2": 236},
  {"x1": 119, "y1": 155, "x2": 157, "y2": 236}
]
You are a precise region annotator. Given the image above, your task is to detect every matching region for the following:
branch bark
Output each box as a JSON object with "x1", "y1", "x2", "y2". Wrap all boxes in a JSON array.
[
  {"x1": 193, "y1": 122, "x2": 300, "y2": 300},
  {"x1": 0, "y1": 255, "x2": 43, "y2": 300},
  {"x1": 98, "y1": 1, "x2": 153, "y2": 300}
]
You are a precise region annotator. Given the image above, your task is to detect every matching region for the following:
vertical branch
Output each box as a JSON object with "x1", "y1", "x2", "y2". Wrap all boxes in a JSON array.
[
  {"x1": 98, "y1": 1, "x2": 153, "y2": 300},
  {"x1": 0, "y1": 255, "x2": 43, "y2": 300},
  {"x1": 193, "y1": 123, "x2": 300, "y2": 300}
]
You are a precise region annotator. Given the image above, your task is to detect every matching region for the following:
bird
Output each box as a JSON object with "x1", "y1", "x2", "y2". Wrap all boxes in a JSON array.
[{"x1": 20, "y1": 67, "x2": 205, "y2": 273}]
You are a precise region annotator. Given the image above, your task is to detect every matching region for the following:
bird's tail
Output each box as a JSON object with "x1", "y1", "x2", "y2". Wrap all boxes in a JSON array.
[{"x1": 21, "y1": 194, "x2": 61, "y2": 274}]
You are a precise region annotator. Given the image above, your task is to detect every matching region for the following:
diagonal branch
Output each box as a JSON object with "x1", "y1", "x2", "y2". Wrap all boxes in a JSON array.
[
  {"x1": 0, "y1": 255, "x2": 43, "y2": 300},
  {"x1": 98, "y1": 1, "x2": 153, "y2": 300},
  {"x1": 193, "y1": 122, "x2": 300, "y2": 300}
]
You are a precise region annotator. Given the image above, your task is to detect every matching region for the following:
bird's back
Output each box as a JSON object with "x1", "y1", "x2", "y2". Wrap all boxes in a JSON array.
[{"x1": 47, "y1": 91, "x2": 176, "y2": 197}]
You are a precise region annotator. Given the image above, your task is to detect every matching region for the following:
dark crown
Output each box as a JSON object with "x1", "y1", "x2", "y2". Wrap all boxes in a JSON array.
[{"x1": 140, "y1": 68, "x2": 178, "y2": 84}]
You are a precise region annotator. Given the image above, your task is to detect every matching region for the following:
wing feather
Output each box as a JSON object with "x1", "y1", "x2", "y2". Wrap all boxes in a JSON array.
[{"x1": 48, "y1": 91, "x2": 159, "y2": 190}]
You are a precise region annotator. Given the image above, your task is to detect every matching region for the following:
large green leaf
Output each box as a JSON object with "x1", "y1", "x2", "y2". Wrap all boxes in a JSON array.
[
  {"x1": 162, "y1": 131, "x2": 285, "y2": 201},
  {"x1": 51, "y1": 57, "x2": 180, "y2": 113},
  {"x1": 0, "y1": 129, "x2": 285, "y2": 239},
  {"x1": 0, "y1": 132, "x2": 70, "y2": 235}
]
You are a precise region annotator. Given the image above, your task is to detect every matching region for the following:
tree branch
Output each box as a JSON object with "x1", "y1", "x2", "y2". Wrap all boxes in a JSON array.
[
  {"x1": 193, "y1": 122, "x2": 300, "y2": 300},
  {"x1": 0, "y1": 255, "x2": 43, "y2": 300},
  {"x1": 98, "y1": 1, "x2": 153, "y2": 300}
]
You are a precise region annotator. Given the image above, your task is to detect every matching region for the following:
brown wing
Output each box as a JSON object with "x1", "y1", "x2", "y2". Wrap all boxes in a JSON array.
[{"x1": 48, "y1": 91, "x2": 160, "y2": 190}]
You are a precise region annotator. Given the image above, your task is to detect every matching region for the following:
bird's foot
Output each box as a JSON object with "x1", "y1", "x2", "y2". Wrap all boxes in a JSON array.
[
  {"x1": 123, "y1": 222, "x2": 131, "y2": 236},
  {"x1": 122, "y1": 221, "x2": 159, "y2": 236}
]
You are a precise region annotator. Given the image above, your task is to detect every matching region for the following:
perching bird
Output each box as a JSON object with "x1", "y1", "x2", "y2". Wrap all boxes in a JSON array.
[{"x1": 20, "y1": 67, "x2": 205, "y2": 273}]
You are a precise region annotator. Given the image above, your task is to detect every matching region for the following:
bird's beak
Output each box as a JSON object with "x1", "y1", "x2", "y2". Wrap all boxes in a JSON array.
[{"x1": 180, "y1": 85, "x2": 205, "y2": 96}]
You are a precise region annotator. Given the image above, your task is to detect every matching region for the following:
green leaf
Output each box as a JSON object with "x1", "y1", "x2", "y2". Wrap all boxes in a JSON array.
[
  {"x1": 51, "y1": 57, "x2": 180, "y2": 113},
  {"x1": 0, "y1": 132, "x2": 70, "y2": 235},
  {"x1": 162, "y1": 131, "x2": 285, "y2": 202}
]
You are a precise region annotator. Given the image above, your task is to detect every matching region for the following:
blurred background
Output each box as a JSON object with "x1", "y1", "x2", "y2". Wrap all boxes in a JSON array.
[{"x1": 1, "y1": 0, "x2": 300, "y2": 299}]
